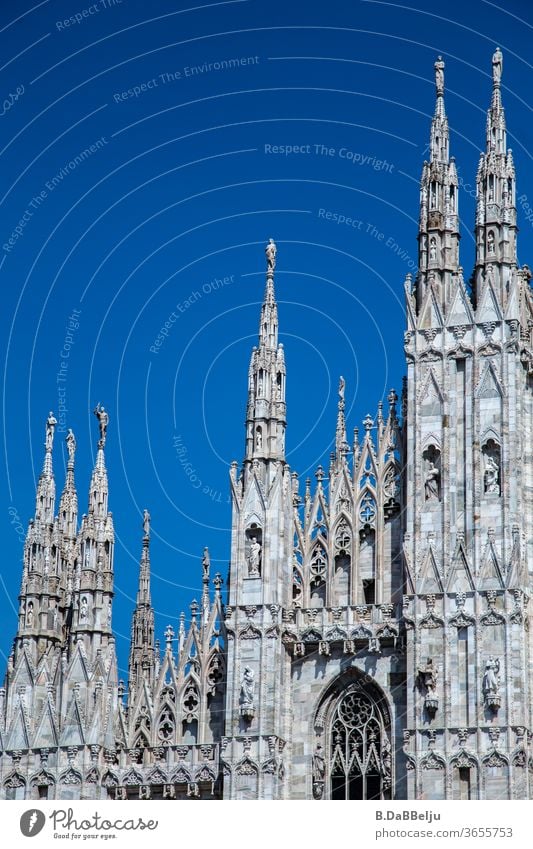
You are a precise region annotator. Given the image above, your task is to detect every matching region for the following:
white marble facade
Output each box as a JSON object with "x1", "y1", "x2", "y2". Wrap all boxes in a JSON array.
[{"x1": 1, "y1": 51, "x2": 532, "y2": 801}]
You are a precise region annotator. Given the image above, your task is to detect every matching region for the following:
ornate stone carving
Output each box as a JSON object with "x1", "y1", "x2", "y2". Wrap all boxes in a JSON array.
[
  {"x1": 240, "y1": 666, "x2": 255, "y2": 719},
  {"x1": 482, "y1": 656, "x2": 501, "y2": 711},
  {"x1": 248, "y1": 537, "x2": 262, "y2": 577},
  {"x1": 311, "y1": 744, "x2": 325, "y2": 799},
  {"x1": 418, "y1": 657, "x2": 439, "y2": 714}
]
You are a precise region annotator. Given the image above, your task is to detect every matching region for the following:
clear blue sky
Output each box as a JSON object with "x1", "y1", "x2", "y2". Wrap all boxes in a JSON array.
[{"x1": 1, "y1": 0, "x2": 532, "y2": 679}]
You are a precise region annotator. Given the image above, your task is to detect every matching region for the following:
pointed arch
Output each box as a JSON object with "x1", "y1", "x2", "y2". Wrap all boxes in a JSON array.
[{"x1": 313, "y1": 668, "x2": 392, "y2": 800}]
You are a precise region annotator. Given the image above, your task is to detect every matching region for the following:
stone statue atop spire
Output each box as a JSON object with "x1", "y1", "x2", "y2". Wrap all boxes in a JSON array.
[
  {"x1": 66, "y1": 428, "x2": 76, "y2": 461},
  {"x1": 435, "y1": 56, "x2": 444, "y2": 96},
  {"x1": 492, "y1": 47, "x2": 503, "y2": 86},
  {"x1": 266, "y1": 238, "x2": 276, "y2": 273},
  {"x1": 202, "y1": 546, "x2": 210, "y2": 581},
  {"x1": 93, "y1": 403, "x2": 109, "y2": 448},
  {"x1": 143, "y1": 508, "x2": 151, "y2": 538},
  {"x1": 46, "y1": 411, "x2": 57, "y2": 451}
]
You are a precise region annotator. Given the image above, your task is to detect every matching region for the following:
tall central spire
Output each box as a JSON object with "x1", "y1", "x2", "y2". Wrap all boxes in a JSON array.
[
  {"x1": 35, "y1": 411, "x2": 57, "y2": 524},
  {"x1": 128, "y1": 511, "x2": 155, "y2": 701},
  {"x1": 414, "y1": 56, "x2": 460, "y2": 316},
  {"x1": 244, "y1": 240, "x2": 287, "y2": 465},
  {"x1": 473, "y1": 48, "x2": 517, "y2": 306},
  {"x1": 430, "y1": 56, "x2": 449, "y2": 163},
  {"x1": 259, "y1": 238, "x2": 279, "y2": 349}
]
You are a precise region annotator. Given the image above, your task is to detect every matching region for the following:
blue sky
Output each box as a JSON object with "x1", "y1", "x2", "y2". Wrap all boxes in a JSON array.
[{"x1": 1, "y1": 0, "x2": 533, "y2": 678}]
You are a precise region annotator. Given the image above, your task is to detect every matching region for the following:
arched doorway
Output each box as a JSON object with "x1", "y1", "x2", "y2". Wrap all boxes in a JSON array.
[{"x1": 314, "y1": 673, "x2": 392, "y2": 800}]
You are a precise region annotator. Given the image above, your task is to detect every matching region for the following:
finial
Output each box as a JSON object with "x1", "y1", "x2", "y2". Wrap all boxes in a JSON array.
[
  {"x1": 363, "y1": 413, "x2": 374, "y2": 431},
  {"x1": 66, "y1": 428, "x2": 76, "y2": 463},
  {"x1": 93, "y1": 403, "x2": 109, "y2": 449},
  {"x1": 164, "y1": 624, "x2": 174, "y2": 648},
  {"x1": 45, "y1": 411, "x2": 57, "y2": 452},
  {"x1": 190, "y1": 599, "x2": 199, "y2": 624},
  {"x1": 434, "y1": 56, "x2": 444, "y2": 96},
  {"x1": 142, "y1": 508, "x2": 151, "y2": 539},
  {"x1": 265, "y1": 238, "x2": 277, "y2": 274},
  {"x1": 492, "y1": 47, "x2": 503, "y2": 87},
  {"x1": 213, "y1": 572, "x2": 223, "y2": 594}
]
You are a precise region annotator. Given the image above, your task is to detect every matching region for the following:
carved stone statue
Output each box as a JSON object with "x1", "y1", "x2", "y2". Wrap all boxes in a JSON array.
[
  {"x1": 265, "y1": 238, "x2": 276, "y2": 272},
  {"x1": 26, "y1": 602, "x2": 34, "y2": 627},
  {"x1": 418, "y1": 657, "x2": 439, "y2": 714},
  {"x1": 255, "y1": 429, "x2": 262, "y2": 450},
  {"x1": 487, "y1": 230, "x2": 495, "y2": 254},
  {"x1": 492, "y1": 47, "x2": 503, "y2": 86},
  {"x1": 66, "y1": 428, "x2": 76, "y2": 461},
  {"x1": 106, "y1": 600, "x2": 112, "y2": 627},
  {"x1": 143, "y1": 509, "x2": 151, "y2": 538},
  {"x1": 80, "y1": 596, "x2": 89, "y2": 623},
  {"x1": 424, "y1": 460, "x2": 440, "y2": 502},
  {"x1": 248, "y1": 537, "x2": 262, "y2": 576},
  {"x1": 338, "y1": 375, "x2": 345, "y2": 400},
  {"x1": 202, "y1": 546, "x2": 210, "y2": 579},
  {"x1": 483, "y1": 656, "x2": 500, "y2": 697},
  {"x1": 434, "y1": 56, "x2": 444, "y2": 95},
  {"x1": 312, "y1": 744, "x2": 326, "y2": 799},
  {"x1": 484, "y1": 455, "x2": 500, "y2": 494},
  {"x1": 93, "y1": 403, "x2": 109, "y2": 448},
  {"x1": 45, "y1": 411, "x2": 57, "y2": 451},
  {"x1": 383, "y1": 466, "x2": 398, "y2": 500},
  {"x1": 240, "y1": 666, "x2": 255, "y2": 718},
  {"x1": 312, "y1": 744, "x2": 325, "y2": 781},
  {"x1": 429, "y1": 237, "x2": 437, "y2": 262}
]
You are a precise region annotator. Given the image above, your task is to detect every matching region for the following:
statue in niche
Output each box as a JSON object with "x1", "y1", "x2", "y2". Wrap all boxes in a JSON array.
[
  {"x1": 255, "y1": 428, "x2": 262, "y2": 450},
  {"x1": 484, "y1": 454, "x2": 500, "y2": 494},
  {"x1": 240, "y1": 666, "x2": 255, "y2": 718},
  {"x1": 66, "y1": 428, "x2": 76, "y2": 461},
  {"x1": 312, "y1": 744, "x2": 326, "y2": 799},
  {"x1": 248, "y1": 537, "x2": 262, "y2": 576},
  {"x1": 429, "y1": 237, "x2": 437, "y2": 262},
  {"x1": 487, "y1": 231, "x2": 495, "y2": 254},
  {"x1": 26, "y1": 602, "x2": 34, "y2": 627},
  {"x1": 93, "y1": 403, "x2": 109, "y2": 448},
  {"x1": 424, "y1": 460, "x2": 440, "y2": 502},
  {"x1": 106, "y1": 600, "x2": 112, "y2": 627},
  {"x1": 483, "y1": 656, "x2": 501, "y2": 709},
  {"x1": 80, "y1": 596, "x2": 89, "y2": 623},
  {"x1": 418, "y1": 657, "x2": 439, "y2": 714},
  {"x1": 383, "y1": 466, "x2": 398, "y2": 500},
  {"x1": 45, "y1": 411, "x2": 57, "y2": 451}
]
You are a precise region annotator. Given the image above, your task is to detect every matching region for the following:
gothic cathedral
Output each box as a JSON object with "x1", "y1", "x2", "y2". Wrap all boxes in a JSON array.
[{"x1": 2, "y1": 50, "x2": 533, "y2": 801}]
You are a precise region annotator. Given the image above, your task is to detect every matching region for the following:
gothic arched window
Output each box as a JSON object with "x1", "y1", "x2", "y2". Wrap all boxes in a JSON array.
[{"x1": 329, "y1": 686, "x2": 391, "y2": 800}]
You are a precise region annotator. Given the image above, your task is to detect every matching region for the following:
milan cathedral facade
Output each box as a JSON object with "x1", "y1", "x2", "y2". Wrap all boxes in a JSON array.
[{"x1": 2, "y1": 50, "x2": 533, "y2": 801}]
